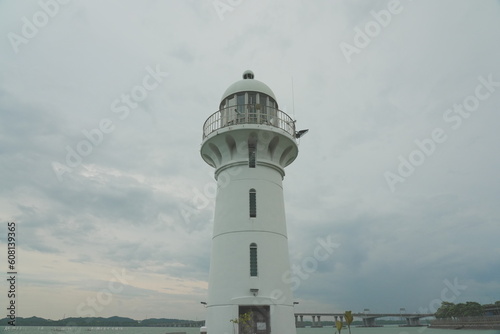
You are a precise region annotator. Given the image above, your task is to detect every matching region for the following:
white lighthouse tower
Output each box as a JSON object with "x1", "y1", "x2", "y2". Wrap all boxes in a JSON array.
[{"x1": 201, "y1": 70, "x2": 303, "y2": 334}]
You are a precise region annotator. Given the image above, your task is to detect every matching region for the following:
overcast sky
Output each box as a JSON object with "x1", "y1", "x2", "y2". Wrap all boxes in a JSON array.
[{"x1": 1, "y1": 0, "x2": 499, "y2": 322}]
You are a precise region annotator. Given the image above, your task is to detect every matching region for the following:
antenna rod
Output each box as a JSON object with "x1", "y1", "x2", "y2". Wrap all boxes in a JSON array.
[{"x1": 291, "y1": 76, "x2": 296, "y2": 119}]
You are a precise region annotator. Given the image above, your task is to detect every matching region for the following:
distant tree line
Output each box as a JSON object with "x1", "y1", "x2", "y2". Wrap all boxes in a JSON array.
[
  {"x1": 0, "y1": 316, "x2": 201, "y2": 327},
  {"x1": 435, "y1": 301, "x2": 500, "y2": 318}
]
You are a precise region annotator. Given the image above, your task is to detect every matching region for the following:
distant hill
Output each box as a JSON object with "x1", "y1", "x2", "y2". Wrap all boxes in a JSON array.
[
  {"x1": 2, "y1": 316, "x2": 55, "y2": 326},
  {"x1": 0, "y1": 316, "x2": 202, "y2": 327}
]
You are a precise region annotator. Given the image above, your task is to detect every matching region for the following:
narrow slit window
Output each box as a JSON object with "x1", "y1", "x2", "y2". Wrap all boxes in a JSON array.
[
  {"x1": 250, "y1": 243, "x2": 258, "y2": 276},
  {"x1": 248, "y1": 135, "x2": 257, "y2": 168},
  {"x1": 249, "y1": 189, "x2": 257, "y2": 218},
  {"x1": 249, "y1": 146, "x2": 256, "y2": 168}
]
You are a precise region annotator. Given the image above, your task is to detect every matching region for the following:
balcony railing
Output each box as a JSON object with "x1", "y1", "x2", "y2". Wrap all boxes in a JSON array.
[{"x1": 203, "y1": 104, "x2": 296, "y2": 139}]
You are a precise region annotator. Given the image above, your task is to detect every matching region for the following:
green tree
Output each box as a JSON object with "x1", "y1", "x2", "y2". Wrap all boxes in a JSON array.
[
  {"x1": 230, "y1": 312, "x2": 253, "y2": 334},
  {"x1": 463, "y1": 302, "x2": 484, "y2": 317},
  {"x1": 435, "y1": 302, "x2": 455, "y2": 318},
  {"x1": 453, "y1": 303, "x2": 467, "y2": 317},
  {"x1": 344, "y1": 311, "x2": 353, "y2": 334},
  {"x1": 335, "y1": 319, "x2": 343, "y2": 334},
  {"x1": 435, "y1": 301, "x2": 485, "y2": 318}
]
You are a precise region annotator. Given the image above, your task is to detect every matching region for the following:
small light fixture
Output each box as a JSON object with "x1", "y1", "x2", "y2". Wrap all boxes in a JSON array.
[
  {"x1": 250, "y1": 288, "x2": 259, "y2": 296},
  {"x1": 295, "y1": 129, "x2": 309, "y2": 138}
]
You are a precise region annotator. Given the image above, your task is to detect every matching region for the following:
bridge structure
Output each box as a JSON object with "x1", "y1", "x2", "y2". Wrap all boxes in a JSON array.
[
  {"x1": 160, "y1": 320, "x2": 206, "y2": 327},
  {"x1": 294, "y1": 312, "x2": 435, "y2": 328}
]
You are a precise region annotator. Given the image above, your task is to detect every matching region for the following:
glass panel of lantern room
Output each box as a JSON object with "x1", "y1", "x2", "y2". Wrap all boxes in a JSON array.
[
  {"x1": 220, "y1": 98, "x2": 228, "y2": 127},
  {"x1": 227, "y1": 95, "x2": 236, "y2": 108},
  {"x1": 224, "y1": 95, "x2": 236, "y2": 126},
  {"x1": 248, "y1": 93, "x2": 257, "y2": 123},
  {"x1": 267, "y1": 97, "x2": 275, "y2": 109},
  {"x1": 248, "y1": 93, "x2": 257, "y2": 105},
  {"x1": 219, "y1": 98, "x2": 226, "y2": 109},
  {"x1": 259, "y1": 94, "x2": 268, "y2": 123},
  {"x1": 268, "y1": 97, "x2": 277, "y2": 126},
  {"x1": 236, "y1": 93, "x2": 245, "y2": 123}
]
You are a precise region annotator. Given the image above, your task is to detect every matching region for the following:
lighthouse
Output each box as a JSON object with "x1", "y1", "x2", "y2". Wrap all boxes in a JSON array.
[{"x1": 201, "y1": 70, "x2": 303, "y2": 334}]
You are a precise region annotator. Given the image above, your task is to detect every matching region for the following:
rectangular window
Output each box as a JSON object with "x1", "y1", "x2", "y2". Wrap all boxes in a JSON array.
[
  {"x1": 249, "y1": 189, "x2": 256, "y2": 218},
  {"x1": 250, "y1": 243, "x2": 258, "y2": 276}
]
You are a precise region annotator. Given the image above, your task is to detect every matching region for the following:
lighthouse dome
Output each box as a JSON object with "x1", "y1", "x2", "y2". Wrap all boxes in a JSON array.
[
  {"x1": 220, "y1": 70, "x2": 277, "y2": 102},
  {"x1": 204, "y1": 70, "x2": 296, "y2": 140}
]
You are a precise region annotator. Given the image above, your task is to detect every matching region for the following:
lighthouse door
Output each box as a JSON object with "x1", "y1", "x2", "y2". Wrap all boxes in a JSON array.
[{"x1": 239, "y1": 305, "x2": 270, "y2": 334}]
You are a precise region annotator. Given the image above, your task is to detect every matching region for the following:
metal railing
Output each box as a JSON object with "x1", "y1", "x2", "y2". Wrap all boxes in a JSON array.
[{"x1": 203, "y1": 104, "x2": 295, "y2": 139}]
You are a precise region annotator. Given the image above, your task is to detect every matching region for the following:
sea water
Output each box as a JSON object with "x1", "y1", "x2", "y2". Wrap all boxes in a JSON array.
[{"x1": 3, "y1": 325, "x2": 500, "y2": 334}]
